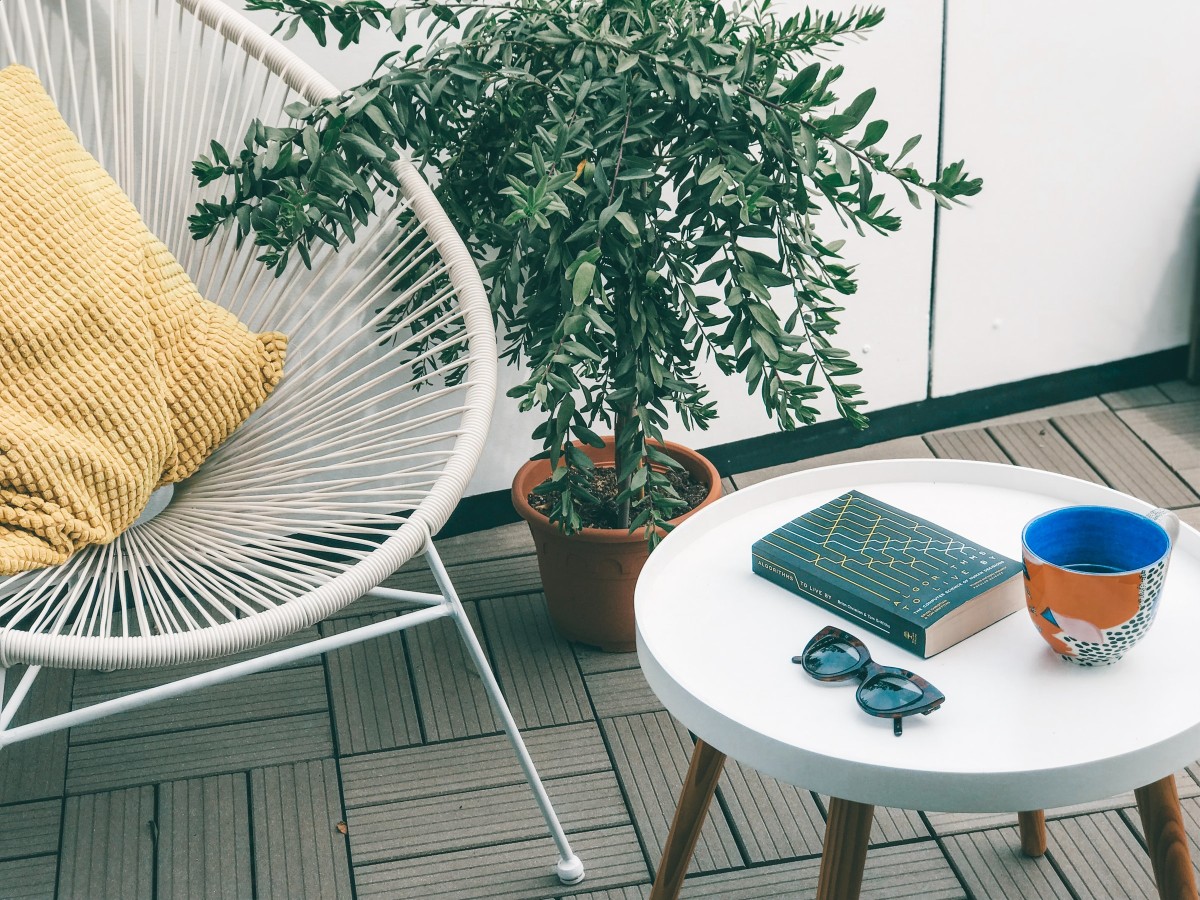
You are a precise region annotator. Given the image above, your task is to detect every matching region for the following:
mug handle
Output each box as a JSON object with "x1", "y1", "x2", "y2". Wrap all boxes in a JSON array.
[{"x1": 1148, "y1": 507, "x2": 1181, "y2": 546}]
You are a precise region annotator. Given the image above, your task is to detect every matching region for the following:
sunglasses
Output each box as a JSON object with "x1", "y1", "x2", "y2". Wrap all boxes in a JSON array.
[{"x1": 792, "y1": 626, "x2": 945, "y2": 736}]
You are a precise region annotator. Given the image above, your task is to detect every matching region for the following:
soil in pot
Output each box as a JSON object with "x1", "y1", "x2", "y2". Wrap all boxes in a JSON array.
[{"x1": 526, "y1": 465, "x2": 710, "y2": 529}]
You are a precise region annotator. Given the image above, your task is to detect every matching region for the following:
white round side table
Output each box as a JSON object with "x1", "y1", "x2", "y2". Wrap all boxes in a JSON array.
[{"x1": 636, "y1": 459, "x2": 1200, "y2": 899}]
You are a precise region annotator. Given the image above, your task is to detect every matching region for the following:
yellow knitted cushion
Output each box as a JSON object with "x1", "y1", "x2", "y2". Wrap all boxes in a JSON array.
[
  {"x1": 0, "y1": 64, "x2": 287, "y2": 573},
  {"x1": 143, "y1": 234, "x2": 288, "y2": 486}
]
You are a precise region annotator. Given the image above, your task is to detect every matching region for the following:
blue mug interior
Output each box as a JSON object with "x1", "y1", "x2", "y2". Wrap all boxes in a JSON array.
[{"x1": 1022, "y1": 505, "x2": 1169, "y2": 573}]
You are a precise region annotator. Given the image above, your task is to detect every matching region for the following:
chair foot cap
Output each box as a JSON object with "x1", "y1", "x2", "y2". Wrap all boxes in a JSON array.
[{"x1": 556, "y1": 856, "x2": 585, "y2": 885}]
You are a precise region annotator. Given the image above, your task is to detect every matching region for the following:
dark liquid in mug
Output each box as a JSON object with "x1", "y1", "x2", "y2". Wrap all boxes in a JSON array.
[{"x1": 1063, "y1": 562, "x2": 1127, "y2": 574}]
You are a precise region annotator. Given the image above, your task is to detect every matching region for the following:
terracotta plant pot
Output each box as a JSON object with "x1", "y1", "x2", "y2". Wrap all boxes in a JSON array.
[{"x1": 512, "y1": 437, "x2": 722, "y2": 652}]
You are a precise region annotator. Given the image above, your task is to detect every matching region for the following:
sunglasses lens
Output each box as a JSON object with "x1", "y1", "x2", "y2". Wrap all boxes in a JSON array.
[
  {"x1": 860, "y1": 673, "x2": 925, "y2": 711},
  {"x1": 805, "y1": 639, "x2": 863, "y2": 677}
]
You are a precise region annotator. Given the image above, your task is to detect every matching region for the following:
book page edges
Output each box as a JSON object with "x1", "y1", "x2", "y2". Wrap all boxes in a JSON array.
[{"x1": 923, "y1": 573, "x2": 1026, "y2": 657}]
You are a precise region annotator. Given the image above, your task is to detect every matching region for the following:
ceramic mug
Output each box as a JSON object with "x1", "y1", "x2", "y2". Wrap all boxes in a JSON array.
[{"x1": 1021, "y1": 505, "x2": 1180, "y2": 666}]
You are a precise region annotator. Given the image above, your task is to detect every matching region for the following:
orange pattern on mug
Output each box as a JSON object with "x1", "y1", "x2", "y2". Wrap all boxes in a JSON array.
[{"x1": 1023, "y1": 561, "x2": 1141, "y2": 656}]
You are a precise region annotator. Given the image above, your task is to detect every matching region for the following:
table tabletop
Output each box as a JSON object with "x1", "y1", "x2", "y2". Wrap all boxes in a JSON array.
[{"x1": 635, "y1": 458, "x2": 1200, "y2": 812}]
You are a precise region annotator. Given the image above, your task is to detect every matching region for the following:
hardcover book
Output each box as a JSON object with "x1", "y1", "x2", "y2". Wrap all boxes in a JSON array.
[{"x1": 752, "y1": 490, "x2": 1025, "y2": 657}]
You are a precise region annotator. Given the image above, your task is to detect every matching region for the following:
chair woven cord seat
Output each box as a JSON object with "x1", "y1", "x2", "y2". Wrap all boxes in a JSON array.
[
  {"x1": 0, "y1": 514, "x2": 432, "y2": 670},
  {"x1": 0, "y1": 0, "x2": 497, "y2": 669}
]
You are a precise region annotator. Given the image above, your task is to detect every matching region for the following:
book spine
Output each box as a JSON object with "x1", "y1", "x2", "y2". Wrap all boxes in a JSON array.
[{"x1": 752, "y1": 552, "x2": 927, "y2": 656}]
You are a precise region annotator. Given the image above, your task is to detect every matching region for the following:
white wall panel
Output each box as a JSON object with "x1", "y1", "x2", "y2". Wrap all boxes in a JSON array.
[
  {"x1": 932, "y1": 1, "x2": 1200, "y2": 395},
  {"x1": 692, "y1": 0, "x2": 942, "y2": 455}
]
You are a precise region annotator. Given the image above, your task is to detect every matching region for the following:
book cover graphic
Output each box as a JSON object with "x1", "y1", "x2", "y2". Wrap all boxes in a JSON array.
[{"x1": 752, "y1": 490, "x2": 1023, "y2": 640}]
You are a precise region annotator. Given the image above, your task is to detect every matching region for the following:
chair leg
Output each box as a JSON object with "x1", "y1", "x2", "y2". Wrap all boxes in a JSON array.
[
  {"x1": 0, "y1": 665, "x2": 6, "y2": 743},
  {"x1": 1018, "y1": 810, "x2": 1047, "y2": 857},
  {"x1": 0, "y1": 665, "x2": 40, "y2": 736},
  {"x1": 425, "y1": 543, "x2": 585, "y2": 886}
]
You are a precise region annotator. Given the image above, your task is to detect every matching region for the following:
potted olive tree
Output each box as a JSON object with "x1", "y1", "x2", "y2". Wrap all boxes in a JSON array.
[{"x1": 192, "y1": 0, "x2": 980, "y2": 650}]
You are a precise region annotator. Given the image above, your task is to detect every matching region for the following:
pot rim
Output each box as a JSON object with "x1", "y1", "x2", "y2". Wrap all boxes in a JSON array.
[{"x1": 511, "y1": 438, "x2": 722, "y2": 543}]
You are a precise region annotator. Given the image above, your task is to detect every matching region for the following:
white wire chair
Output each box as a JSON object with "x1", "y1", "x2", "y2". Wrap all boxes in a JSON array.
[{"x1": 0, "y1": 0, "x2": 584, "y2": 887}]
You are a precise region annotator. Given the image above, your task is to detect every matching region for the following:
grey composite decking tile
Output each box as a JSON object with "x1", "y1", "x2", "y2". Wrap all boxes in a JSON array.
[
  {"x1": 942, "y1": 825, "x2": 1072, "y2": 899},
  {"x1": 602, "y1": 711, "x2": 742, "y2": 877},
  {"x1": 868, "y1": 805, "x2": 929, "y2": 844},
  {"x1": 364, "y1": 554, "x2": 543, "y2": 612},
  {"x1": 574, "y1": 645, "x2": 640, "y2": 676},
  {"x1": 321, "y1": 613, "x2": 423, "y2": 754},
  {"x1": 924, "y1": 768, "x2": 1200, "y2": 835},
  {"x1": 340, "y1": 722, "x2": 610, "y2": 809},
  {"x1": 585, "y1": 668, "x2": 664, "y2": 719},
  {"x1": 717, "y1": 757, "x2": 826, "y2": 861},
  {"x1": 959, "y1": 398, "x2": 1109, "y2": 430},
  {"x1": 396, "y1": 522, "x2": 535, "y2": 572},
  {"x1": 1157, "y1": 380, "x2": 1200, "y2": 402},
  {"x1": 987, "y1": 419, "x2": 1105, "y2": 483},
  {"x1": 0, "y1": 855, "x2": 58, "y2": 900},
  {"x1": 1119, "y1": 401, "x2": 1200, "y2": 490},
  {"x1": 1103, "y1": 385, "x2": 1172, "y2": 410},
  {"x1": 66, "y1": 713, "x2": 334, "y2": 794},
  {"x1": 479, "y1": 593, "x2": 592, "y2": 729},
  {"x1": 0, "y1": 665, "x2": 72, "y2": 804},
  {"x1": 348, "y1": 770, "x2": 628, "y2": 865},
  {"x1": 70, "y1": 664, "x2": 328, "y2": 744},
  {"x1": 158, "y1": 774, "x2": 253, "y2": 900},
  {"x1": 923, "y1": 427, "x2": 1011, "y2": 464},
  {"x1": 353, "y1": 824, "x2": 648, "y2": 899},
  {"x1": 716, "y1": 776, "x2": 922, "y2": 852},
  {"x1": 57, "y1": 786, "x2": 154, "y2": 900},
  {"x1": 860, "y1": 842, "x2": 966, "y2": 899},
  {"x1": 0, "y1": 799, "x2": 59, "y2": 860},
  {"x1": 1049, "y1": 810, "x2": 1156, "y2": 898},
  {"x1": 562, "y1": 886, "x2": 650, "y2": 900},
  {"x1": 924, "y1": 809, "x2": 1022, "y2": 836},
  {"x1": 732, "y1": 436, "x2": 935, "y2": 489},
  {"x1": 405, "y1": 600, "x2": 503, "y2": 742},
  {"x1": 454, "y1": 553, "x2": 542, "y2": 601},
  {"x1": 1053, "y1": 410, "x2": 1199, "y2": 507},
  {"x1": 671, "y1": 840, "x2": 964, "y2": 899},
  {"x1": 70, "y1": 626, "x2": 323, "y2": 700},
  {"x1": 251, "y1": 758, "x2": 353, "y2": 900}
]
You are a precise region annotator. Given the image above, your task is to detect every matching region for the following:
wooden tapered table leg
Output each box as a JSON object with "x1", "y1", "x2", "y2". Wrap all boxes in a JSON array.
[
  {"x1": 1135, "y1": 774, "x2": 1199, "y2": 900},
  {"x1": 816, "y1": 796, "x2": 875, "y2": 900},
  {"x1": 648, "y1": 738, "x2": 727, "y2": 900},
  {"x1": 1017, "y1": 810, "x2": 1047, "y2": 857}
]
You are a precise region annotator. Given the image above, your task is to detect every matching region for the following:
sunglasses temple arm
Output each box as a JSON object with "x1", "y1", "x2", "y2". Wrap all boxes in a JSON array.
[{"x1": 894, "y1": 718, "x2": 903, "y2": 737}]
